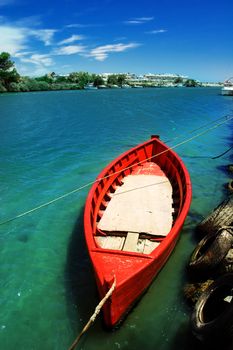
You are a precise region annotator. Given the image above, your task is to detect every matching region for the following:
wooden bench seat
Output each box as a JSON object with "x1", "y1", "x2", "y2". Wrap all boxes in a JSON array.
[{"x1": 95, "y1": 232, "x2": 160, "y2": 254}]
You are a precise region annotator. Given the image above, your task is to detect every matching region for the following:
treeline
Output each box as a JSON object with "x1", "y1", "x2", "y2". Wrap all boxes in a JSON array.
[
  {"x1": 0, "y1": 72, "x2": 105, "y2": 93},
  {"x1": 0, "y1": 51, "x2": 129, "y2": 93}
]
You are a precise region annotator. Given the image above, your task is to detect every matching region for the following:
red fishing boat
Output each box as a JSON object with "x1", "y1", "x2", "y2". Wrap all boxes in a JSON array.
[{"x1": 84, "y1": 135, "x2": 192, "y2": 328}]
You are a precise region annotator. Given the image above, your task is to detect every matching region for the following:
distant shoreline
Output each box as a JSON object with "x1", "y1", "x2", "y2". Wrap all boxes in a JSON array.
[
  {"x1": 0, "y1": 83, "x2": 222, "y2": 94},
  {"x1": 0, "y1": 52, "x2": 225, "y2": 94}
]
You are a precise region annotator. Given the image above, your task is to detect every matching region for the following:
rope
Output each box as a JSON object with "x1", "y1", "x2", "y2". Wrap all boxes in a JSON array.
[
  {"x1": 165, "y1": 114, "x2": 232, "y2": 143},
  {"x1": 68, "y1": 276, "x2": 116, "y2": 350},
  {"x1": 0, "y1": 115, "x2": 232, "y2": 226},
  {"x1": 0, "y1": 181, "x2": 97, "y2": 226},
  {"x1": 211, "y1": 145, "x2": 233, "y2": 159}
]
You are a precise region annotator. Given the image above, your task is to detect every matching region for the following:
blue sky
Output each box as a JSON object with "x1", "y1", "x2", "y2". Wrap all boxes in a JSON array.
[{"x1": 0, "y1": 0, "x2": 232, "y2": 81}]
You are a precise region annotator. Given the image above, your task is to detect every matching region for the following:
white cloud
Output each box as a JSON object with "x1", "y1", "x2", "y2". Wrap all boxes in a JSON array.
[
  {"x1": 20, "y1": 54, "x2": 54, "y2": 67},
  {"x1": 136, "y1": 17, "x2": 154, "y2": 21},
  {"x1": 53, "y1": 45, "x2": 86, "y2": 55},
  {"x1": 58, "y1": 34, "x2": 85, "y2": 45},
  {"x1": 0, "y1": 24, "x2": 57, "y2": 57},
  {"x1": 14, "y1": 51, "x2": 34, "y2": 57},
  {"x1": 17, "y1": 63, "x2": 51, "y2": 77},
  {"x1": 0, "y1": 18, "x2": 142, "y2": 73},
  {"x1": 0, "y1": 24, "x2": 55, "y2": 73},
  {"x1": 30, "y1": 29, "x2": 57, "y2": 46},
  {"x1": 146, "y1": 29, "x2": 167, "y2": 34},
  {"x1": 16, "y1": 53, "x2": 54, "y2": 76},
  {"x1": 88, "y1": 42, "x2": 140, "y2": 61},
  {"x1": 65, "y1": 23, "x2": 98, "y2": 28},
  {"x1": 124, "y1": 17, "x2": 154, "y2": 24},
  {"x1": 0, "y1": 25, "x2": 27, "y2": 54},
  {"x1": 125, "y1": 20, "x2": 143, "y2": 24}
]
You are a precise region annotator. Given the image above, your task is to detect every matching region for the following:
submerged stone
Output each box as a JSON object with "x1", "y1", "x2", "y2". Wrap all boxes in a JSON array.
[{"x1": 17, "y1": 233, "x2": 29, "y2": 243}]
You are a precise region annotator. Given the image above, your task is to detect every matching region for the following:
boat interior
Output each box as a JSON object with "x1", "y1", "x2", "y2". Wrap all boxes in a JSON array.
[{"x1": 90, "y1": 140, "x2": 187, "y2": 255}]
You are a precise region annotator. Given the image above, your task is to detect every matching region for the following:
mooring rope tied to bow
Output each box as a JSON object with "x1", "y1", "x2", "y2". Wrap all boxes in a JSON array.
[
  {"x1": 0, "y1": 114, "x2": 232, "y2": 226},
  {"x1": 68, "y1": 276, "x2": 116, "y2": 350}
]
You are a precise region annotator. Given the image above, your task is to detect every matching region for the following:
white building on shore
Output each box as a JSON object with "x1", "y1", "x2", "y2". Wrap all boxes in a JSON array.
[
  {"x1": 142, "y1": 73, "x2": 188, "y2": 85},
  {"x1": 100, "y1": 72, "x2": 189, "y2": 86}
]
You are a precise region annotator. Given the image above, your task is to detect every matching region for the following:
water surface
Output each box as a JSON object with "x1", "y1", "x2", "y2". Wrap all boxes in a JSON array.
[{"x1": 0, "y1": 88, "x2": 232, "y2": 349}]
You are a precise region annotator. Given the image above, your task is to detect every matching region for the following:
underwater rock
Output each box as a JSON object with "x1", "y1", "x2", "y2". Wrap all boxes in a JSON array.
[{"x1": 17, "y1": 233, "x2": 29, "y2": 243}]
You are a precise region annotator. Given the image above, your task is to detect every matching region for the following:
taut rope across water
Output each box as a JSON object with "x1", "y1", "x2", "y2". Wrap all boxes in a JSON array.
[{"x1": 0, "y1": 114, "x2": 232, "y2": 227}]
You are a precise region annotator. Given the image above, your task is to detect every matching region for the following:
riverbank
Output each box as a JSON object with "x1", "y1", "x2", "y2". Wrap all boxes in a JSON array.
[{"x1": 0, "y1": 81, "x2": 223, "y2": 93}]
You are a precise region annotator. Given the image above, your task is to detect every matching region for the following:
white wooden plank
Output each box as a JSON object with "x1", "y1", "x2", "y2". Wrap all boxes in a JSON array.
[
  {"x1": 136, "y1": 238, "x2": 146, "y2": 253},
  {"x1": 98, "y1": 174, "x2": 173, "y2": 236},
  {"x1": 95, "y1": 236, "x2": 125, "y2": 250},
  {"x1": 143, "y1": 240, "x2": 160, "y2": 254},
  {"x1": 95, "y1": 235, "x2": 160, "y2": 254},
  {"x1": 123, "y1": 232, "x2": 139, "y2": 252}
]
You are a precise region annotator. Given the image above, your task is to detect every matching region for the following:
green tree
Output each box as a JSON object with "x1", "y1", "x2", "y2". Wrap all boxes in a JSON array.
[
  {"x1": 93, "y1": 75, "x2": 104, "y2": 87},
  {"x1": 35, "y1": 74, "x2": 54, "y2": 84},
  {"x1": 68, "y1": 71, "x2": 91, "y2": 88},
  {"x1": 68, "y1": 72, "x2": 79, "y2": 83},
  {"x1": 8, "y1": 82, "x2": 21, "y2": 92},
  {"x1": 1, "y1": 68, "x2": 20, "y2": 89},
  {"x1": 174, "y1": 77, "x2": 183, "y2": 84},
  {"x1": 107, "y1": 74, "x2": 118, "y2": 86},
  {"x1": 117, "y1": 74, "x2": 126, "y2": 86},
  {"x1": 78, "y1": 72, "x2": 91, "y2": 88},
  {"x1": 0, "y1": 52, "x2": 14, "y2": 70},
  {"x1": 184, "y1": 79, "x2": 198, "y2": 87},
  {"x1": 0, "y1": 52, "x2": 20, "y2": 90},
  {"x1": 55, "y1": 75, "x2": 68, "y2": 83},
  {"x1": 20, "y1": 78, "x2": 50, "y2": 91},
  {"x1": 18, "y1": 82, "x2": 30, "y2": 92},
  {"x1": 0, "y1": 81, "x2": 7, "y2": 92}
]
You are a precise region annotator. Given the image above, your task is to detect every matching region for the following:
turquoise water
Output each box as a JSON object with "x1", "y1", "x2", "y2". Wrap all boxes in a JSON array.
[{"x1": 0, "y1": 88, "x2": 232, "y2": 350}]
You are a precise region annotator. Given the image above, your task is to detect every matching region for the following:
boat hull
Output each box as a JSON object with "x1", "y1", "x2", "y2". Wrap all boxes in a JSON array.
[
  {"x1": 84, "y1": 136, "x2": 192, "y2": 327},
  {"x1": 222, "y1": 88, "x2": 233, "y2": 96}
]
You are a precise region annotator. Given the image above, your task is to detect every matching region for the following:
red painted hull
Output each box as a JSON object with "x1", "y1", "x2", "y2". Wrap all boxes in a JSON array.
[{"x1": 84, "y1": 136, "x2": 192, "y2": 328}]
